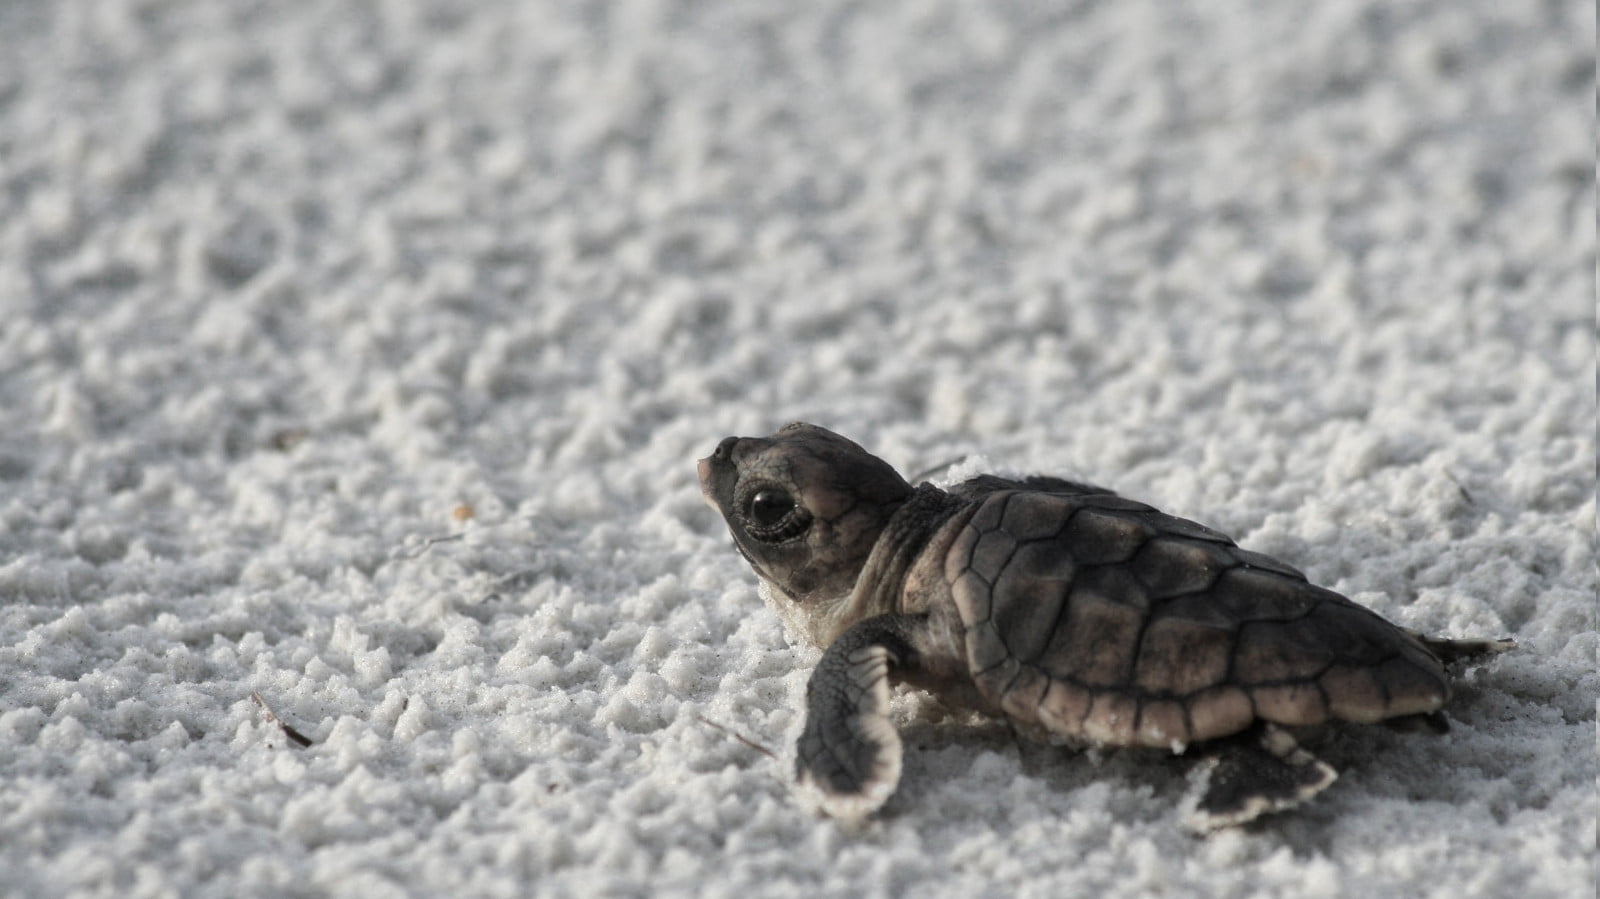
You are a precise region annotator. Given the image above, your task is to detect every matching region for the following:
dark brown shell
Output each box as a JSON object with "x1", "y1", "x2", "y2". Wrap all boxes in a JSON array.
[{"x1": 943, "y1": 490, "x2": 1450, "y2": 749}]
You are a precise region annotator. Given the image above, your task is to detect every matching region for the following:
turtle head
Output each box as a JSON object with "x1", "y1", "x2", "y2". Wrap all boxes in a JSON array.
[{"x1": 698, "y1": 422, "x2": 913, "y2": 645}]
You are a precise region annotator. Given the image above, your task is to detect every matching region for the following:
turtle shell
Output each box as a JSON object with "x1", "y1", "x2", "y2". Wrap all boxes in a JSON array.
[{"x1": 943, "y1": 490, "x2": 1450, "y2": 749}]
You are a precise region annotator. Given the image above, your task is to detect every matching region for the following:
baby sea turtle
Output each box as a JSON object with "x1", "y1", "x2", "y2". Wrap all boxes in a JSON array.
[{"x1": 697, "y1": 423, "x2": 1512, "y2": 830}]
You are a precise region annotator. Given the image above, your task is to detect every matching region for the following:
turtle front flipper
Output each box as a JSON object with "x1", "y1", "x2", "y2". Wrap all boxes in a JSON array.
[
  {"x1": 795, "y1": 613, "x2": 925, "y2": 821},
  {"x1": 1184, "y1": 723, "x2": 1338, "y2": 833}
]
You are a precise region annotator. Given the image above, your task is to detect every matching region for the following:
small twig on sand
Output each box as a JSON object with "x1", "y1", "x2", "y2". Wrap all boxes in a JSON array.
[
  {"x1": 395, "y1": 532, "x2": 466, "y2": 559},
  {"x1": 1444, "y1": 469, "x2": 1476, "y2": 505},
  {"x1": 393, "y1": 514, "x2": 545, "y2": 560},
  {"x1": 908, "y1": 455, "x2": 968, "y2": 485},
  {"x1": 250, "y1": 692, "x2": 313, "y2": 748},
  {"x1": 695, "y1": 715, "x2": 777, "y2": 760}
]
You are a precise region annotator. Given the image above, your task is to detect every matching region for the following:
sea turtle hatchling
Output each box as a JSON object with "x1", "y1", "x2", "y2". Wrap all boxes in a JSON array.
[{"x1": 697, "y1": 423, "x2": 1513, "y2": 830}]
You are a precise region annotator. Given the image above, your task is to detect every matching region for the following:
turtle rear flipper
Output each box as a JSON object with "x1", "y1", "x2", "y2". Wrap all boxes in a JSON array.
[
  {"x1": 1408, "y1": 632, "x2": 1517, "y2": 664},
  {"x1": 1381, "y1": 710, "x2": 1452, "y2": 734},
  {"x1": 795, "y1": 614, "x2": 924, "y2": 821},
  {"x1": 1184, "y1": 724, "x2": 1338, "y2": 833}
]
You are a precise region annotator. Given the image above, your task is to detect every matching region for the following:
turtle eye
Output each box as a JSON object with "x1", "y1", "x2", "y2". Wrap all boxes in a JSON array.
[
  {"x1": 740, "y1": 486, "x2": 809, "y2": 542},
  {"x1": 747, "y1": 489, "x2": 795, "y2": 527}
]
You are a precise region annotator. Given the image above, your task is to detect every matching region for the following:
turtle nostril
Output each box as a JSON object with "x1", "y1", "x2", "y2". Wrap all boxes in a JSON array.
[{"x1": 712, "y1": 436, "x2": 740, "y2": 463}]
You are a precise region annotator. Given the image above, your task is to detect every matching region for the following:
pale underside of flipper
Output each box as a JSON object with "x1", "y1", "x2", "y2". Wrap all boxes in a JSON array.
[
  {"x1": 794, "y1": 614, "x2": 921, "y2": 821},
  {"x1": 1182, "y1": 723, "x2": 1338, "y2": 832}
]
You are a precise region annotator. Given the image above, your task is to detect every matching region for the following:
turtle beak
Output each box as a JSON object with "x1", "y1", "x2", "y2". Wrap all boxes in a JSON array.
[{"x1": 696, "y1": 456, "x2": 718, "y2": 507}]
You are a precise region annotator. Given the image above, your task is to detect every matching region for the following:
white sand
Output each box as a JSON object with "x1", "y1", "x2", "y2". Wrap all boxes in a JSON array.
[{"x1": 0, "y1": 1, "x2": 1593, "y2": 896}]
